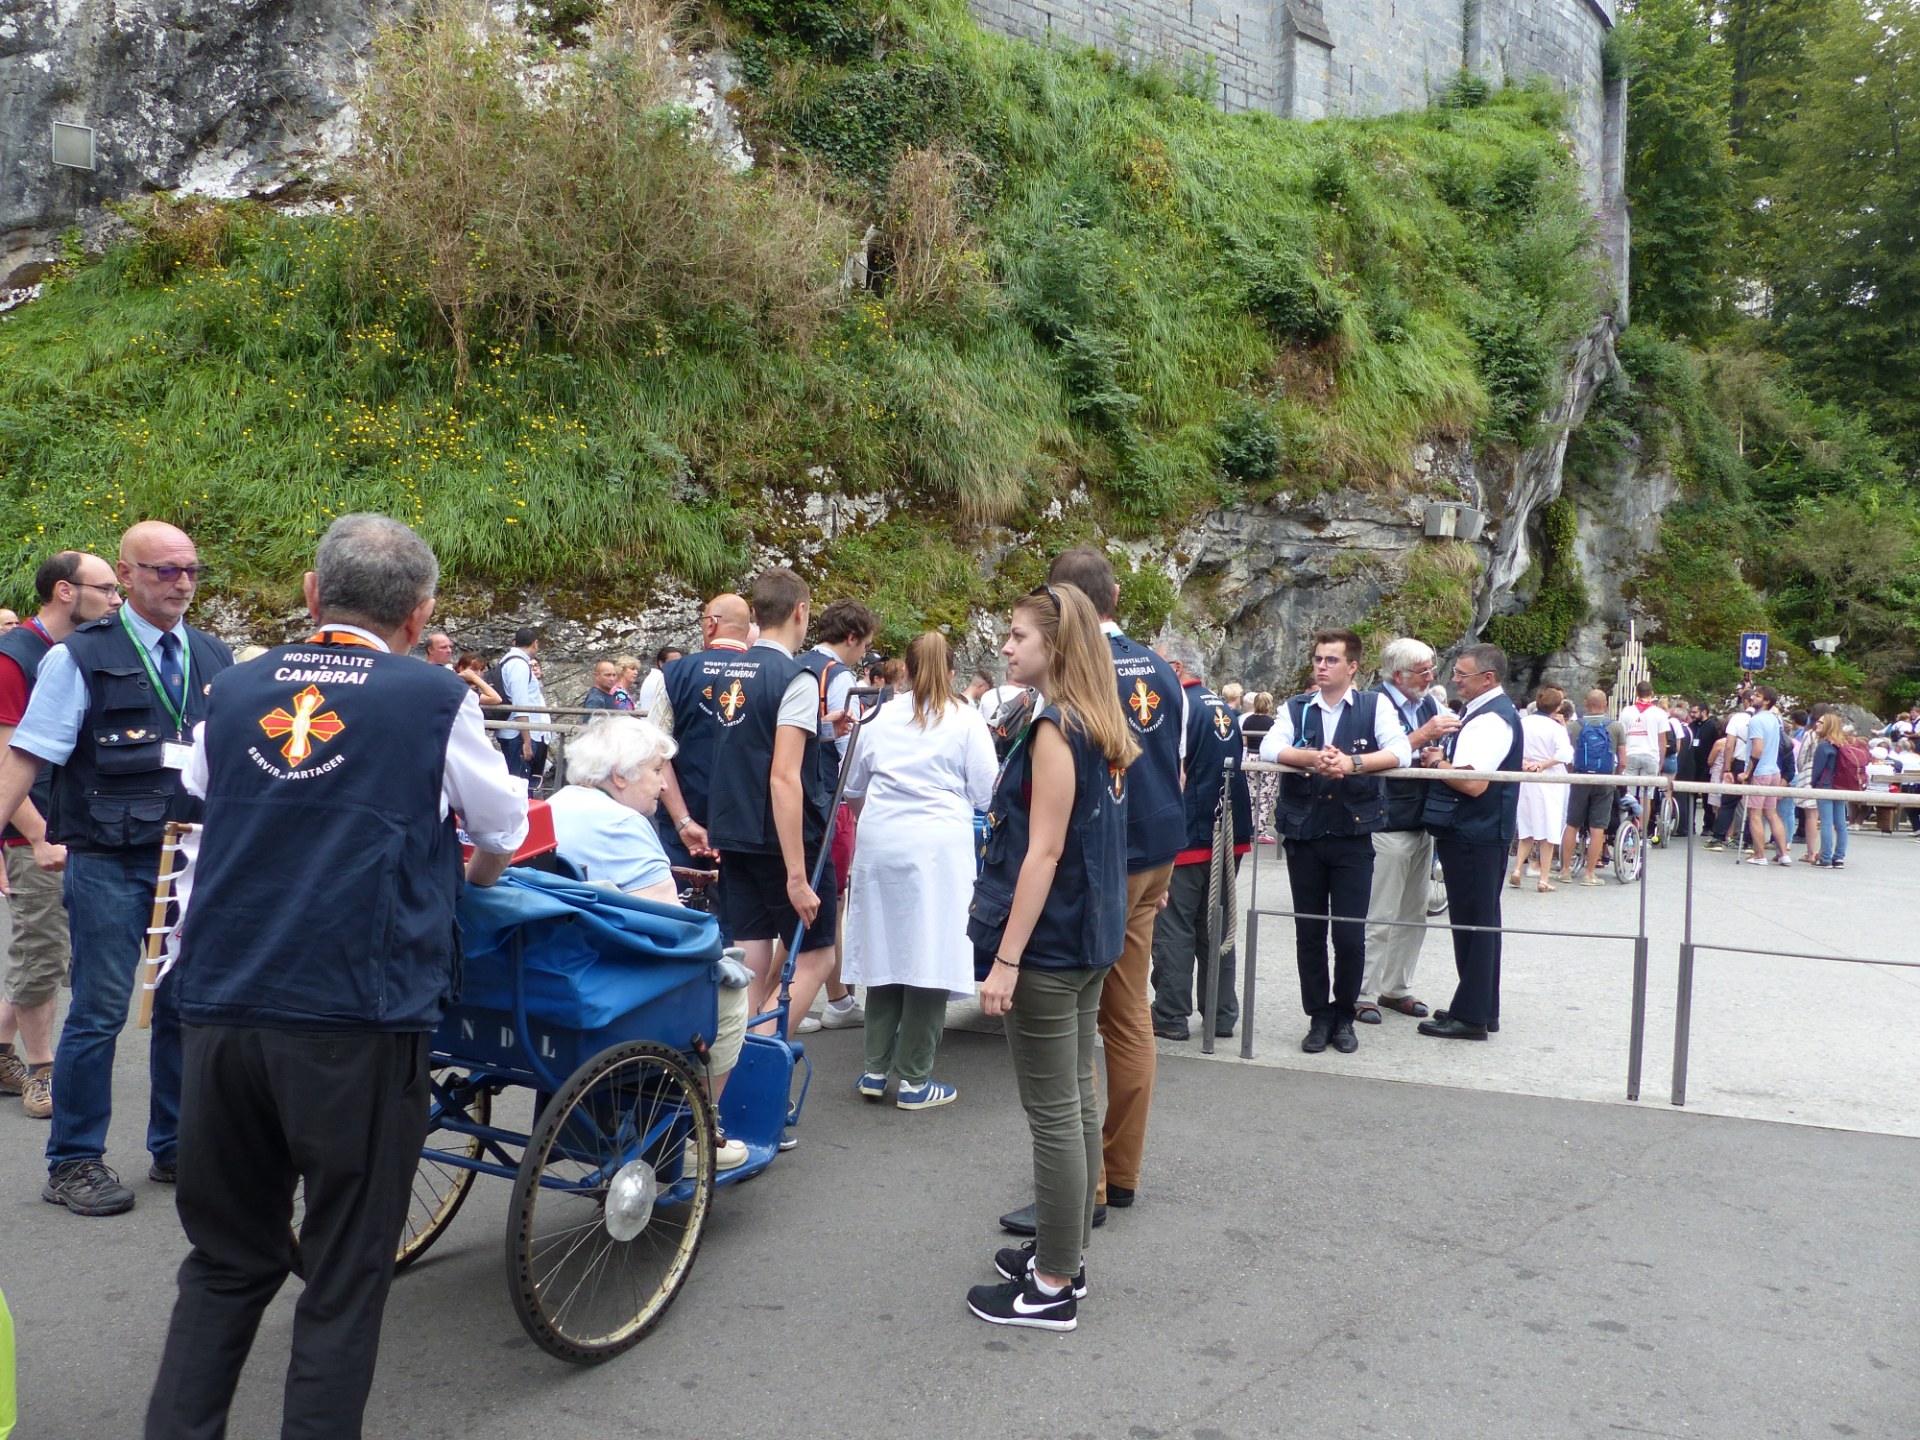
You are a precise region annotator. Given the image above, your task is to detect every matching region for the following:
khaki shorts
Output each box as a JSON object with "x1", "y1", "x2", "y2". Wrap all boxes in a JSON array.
[
  {"x1": 3, "y1": 845, "x2": 70, "y2": 1008},
  {"x1": 1746, "y1": 771, "x2": 1785, "y2": 813}
]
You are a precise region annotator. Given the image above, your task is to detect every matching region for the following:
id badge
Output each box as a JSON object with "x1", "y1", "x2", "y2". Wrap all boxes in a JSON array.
[{"x1": 161, "y1": 742, "x2": 194, "y2": 772}]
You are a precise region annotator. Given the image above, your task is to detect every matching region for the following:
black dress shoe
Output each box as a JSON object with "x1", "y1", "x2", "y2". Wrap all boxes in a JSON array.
[
  {"x1": 1214, "y1": 1026, "x2": 1236, "y2": 1039},
  {"x1": 1330, "y1": 1019, "x2": 1359, "y2": 1054},
  {"x1": 1301, "y1": 1016, "x2": 1332, "y2": 1053},
  {"x1": 1418, "y1": 1016, "x2": 1490, "y2": 1040},
  {"x1": 999, "y1": 1201, "x2": 1107, "y2": 1235},
  {"x1": 1106, "y1": 1185, "x2": 1135, "y2": 1208},
  {"x1": 1433, "y1": 1009, "x2": 1500, "y2": 1033}
]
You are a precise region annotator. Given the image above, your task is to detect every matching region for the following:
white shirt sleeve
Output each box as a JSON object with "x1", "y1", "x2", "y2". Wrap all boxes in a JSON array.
[
  {"x1": 1179, "y1": 684, "x2": 1190, "y2": 761},
  {"x1": 841, "y1": 712, "x2": 878, "y2": 800},
  {"x1": 1451, "y1": 708, "x2": 1516, "y2": 772},
  {"x1": 443, "y1": 691, "x2": 531, "y2": 854},
  {"x1": 1371, "y1": 693, "x2": 1413, "y2": 766},
  {"x1": 1260, "y1": 702, "x2": 1295, "y2": 760},
  {"x1": 963, "y1": 708, "x2": 998, "y2": 809},
  {"x1": 826, "y1": 664, "x2": 856, "y2": 758},
  {"x1": 778, "y1": 672, "x2": 818, "y2": 732}
]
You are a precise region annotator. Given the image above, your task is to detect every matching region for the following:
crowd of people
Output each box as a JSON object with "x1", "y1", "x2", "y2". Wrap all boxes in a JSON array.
[{"x1": 2, "y1": 511, "x2": 1917, "y2": 1430}]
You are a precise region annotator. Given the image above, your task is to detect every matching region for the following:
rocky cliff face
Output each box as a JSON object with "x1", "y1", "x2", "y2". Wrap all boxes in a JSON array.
[{"x1": 0, "y1": 0, "x2": 381, "y2": 284}]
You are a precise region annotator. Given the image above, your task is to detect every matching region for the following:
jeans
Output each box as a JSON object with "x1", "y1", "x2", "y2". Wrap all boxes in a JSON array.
[
  {"x1": 48, "y1": 846, "x2": 182, "y2": 1172},
  {"x1": 1817, "y1": 798, "x2": 1849, "y2": 863}
]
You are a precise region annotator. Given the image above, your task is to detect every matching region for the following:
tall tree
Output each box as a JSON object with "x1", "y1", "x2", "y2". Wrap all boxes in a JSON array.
[
  {"x1": 1771, "y1": 0, "x2": 1920, "y2": 465},
  {"x1": 1721, "y1": 0, "x2": 1830, "y2": 290},
  {"x1": 1623, "y1": 0, "x2": 1738, "y2": 337}
]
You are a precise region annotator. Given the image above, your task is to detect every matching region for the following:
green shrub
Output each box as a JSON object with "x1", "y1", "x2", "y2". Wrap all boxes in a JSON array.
[{"x1": 1215, "y1": 399, "x2": 1282, "y2": 487}]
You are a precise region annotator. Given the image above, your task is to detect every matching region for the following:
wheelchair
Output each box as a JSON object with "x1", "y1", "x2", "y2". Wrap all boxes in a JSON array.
[{"x1": 1565, "y1": 791, "x2": 1644, "y2": 884}]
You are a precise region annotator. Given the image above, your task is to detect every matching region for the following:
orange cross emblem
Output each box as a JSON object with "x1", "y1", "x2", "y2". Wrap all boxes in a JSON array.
[
  {"x1": 718, "y1": 680, "x2": 746, "y2": 722},
  {"x1": 1129, "y1": 680, "x2": 1160, "y2": 725},
  {"x1": 259, "y1": 685, "x2": 345, "y2": 767},
  {"x1": 1214, "y1": 708, "x2": 1235, "y2": 739}
]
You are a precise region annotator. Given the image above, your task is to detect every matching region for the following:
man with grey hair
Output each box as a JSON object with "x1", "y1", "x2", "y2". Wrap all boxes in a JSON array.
[
  {"x1": 145, "y1": 513, "x2": 527, "y2": 1439},
  {"x1": 1149, "y1": 638, "x2": 1251, "y2": 1040},
  {"x1": 1356, "y1": 637, "x2": 1459, "y2": 1023}
]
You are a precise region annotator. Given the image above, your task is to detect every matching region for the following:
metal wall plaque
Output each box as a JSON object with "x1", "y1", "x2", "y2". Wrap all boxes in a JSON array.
[{"x1": 51, "y1": 122, "x2": 96, "y2": 171}]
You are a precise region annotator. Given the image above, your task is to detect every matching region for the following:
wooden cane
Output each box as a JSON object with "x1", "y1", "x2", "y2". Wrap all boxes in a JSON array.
[{"x1": 137, "y1": 821, "x2": 191, "y2": 1030}]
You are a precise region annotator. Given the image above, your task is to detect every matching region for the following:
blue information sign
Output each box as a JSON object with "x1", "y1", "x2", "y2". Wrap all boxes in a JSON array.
[{"x1": 1738, "y1": 632, "x2": 1769, "y2": 671}]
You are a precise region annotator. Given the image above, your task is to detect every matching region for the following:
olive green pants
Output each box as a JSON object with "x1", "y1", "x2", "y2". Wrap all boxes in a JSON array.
[
  {"x1": 862, "y1": 985, "x2": 949, "y2": 1086},
  {"x1": 1005, "y1": 964, "x2": 1108, "y2": 1278}
]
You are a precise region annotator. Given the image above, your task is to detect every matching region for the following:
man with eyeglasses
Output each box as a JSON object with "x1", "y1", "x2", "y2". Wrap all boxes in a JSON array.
[
  {"x1": 0, "y1": 522, "x2": 233, "y2": 1214},
  {"x1": 1416, "y1": 643, "x2": 1524, "y2": 1041},
  {"x1": 1259, "y1": 629, "x2": 1411, "y2": 1055},
  {"x1": 0, "y1": 552, "x2": 123, "y2": 1123}
]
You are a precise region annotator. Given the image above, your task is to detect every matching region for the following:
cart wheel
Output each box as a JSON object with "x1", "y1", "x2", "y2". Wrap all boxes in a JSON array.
[
  {"x1": 1567, "y1": 833, "x2": 1588, "y2": 880},
  {"x1": 1425, "y1": 855, "x2": 1449, "y2": 917},
  {"x1": 1614, "y1": 819, "x2": 1644, "y2": 884},
  {"x1": 506, "y1": 1041, "x2": 714, "y2": 1363},
  {"x1": 396, "y1": 1068, "x2": 493, "y2": 1272},
  {"x1": 1658, "y1": 793, "x2": 1679, "y2": 844}
]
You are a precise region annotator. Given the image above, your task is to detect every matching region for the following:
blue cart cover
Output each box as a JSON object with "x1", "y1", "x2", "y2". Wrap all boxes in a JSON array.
[{"x1": 457, "y1": 871, "x2": 722, "y2": 1032}]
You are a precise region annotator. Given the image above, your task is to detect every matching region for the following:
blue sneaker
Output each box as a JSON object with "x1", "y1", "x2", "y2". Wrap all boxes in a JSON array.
[
  {"x1": 856, "y1": 1071, "x2": 888, "y2": 1100},
  {"x1": 896, "y1": 1079, "x2": 957, "y2": 1111}
]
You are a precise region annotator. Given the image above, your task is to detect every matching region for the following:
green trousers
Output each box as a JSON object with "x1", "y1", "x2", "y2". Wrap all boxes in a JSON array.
[
  {"x1": 1004, "y1": 964, "x2": 1109, "y2": 1278},
  {"x1": 863, "y1": 985, "x2": 949, "y2": 1086}
]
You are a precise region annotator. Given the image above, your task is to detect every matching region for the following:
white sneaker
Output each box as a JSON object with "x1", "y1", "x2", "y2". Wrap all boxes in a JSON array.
[
  {"x1": 820, "y1": 997, "x2": 865, "y2": 1030},
  {"x1": 685, "y1": 1134, "x2": 751, "y2": 1172},
  {"x1": 1775, "y1": 854, "x2": 1794, "y2": 866},
  {"x1": 795, "y1": 1015, "x2": 823, "y2": 1034}
]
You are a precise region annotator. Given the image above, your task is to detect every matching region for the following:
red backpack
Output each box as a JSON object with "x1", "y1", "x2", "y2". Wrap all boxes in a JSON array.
[{"x1": 1833, "y1": 742, "x2": 1872, "y2": 791}]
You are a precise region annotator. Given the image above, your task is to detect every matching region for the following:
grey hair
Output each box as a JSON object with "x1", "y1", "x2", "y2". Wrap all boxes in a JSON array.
[
  {"x1": 315, "y1": 514, "x2": 439, "y2": 630},
  {"x1": 1459, "y1": 642, "x2": 1509, "y2": 683},
  {"x1": 1158, "y1": 633, "x2": 1206, "y2": 677},
  {"x1": 1378, "y1": 636, "x2": 1436, "y2": 683},
  {"x1": 565, "y1": 715, "x2": 678, "y2": 788}
]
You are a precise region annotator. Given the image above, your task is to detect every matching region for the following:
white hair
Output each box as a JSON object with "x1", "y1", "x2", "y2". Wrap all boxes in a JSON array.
[
  {"x1": 564, "y1": 715, "x2": 678, "y2": 788},
  {"x1": 1425, "y1": 685, "x2": 1452, "y2": 711},
  {"x1": 1378, "y1": 636, "x2": 1436, "y2": 683}
]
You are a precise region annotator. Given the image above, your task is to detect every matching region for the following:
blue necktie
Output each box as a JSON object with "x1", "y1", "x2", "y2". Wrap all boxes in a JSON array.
[{"x1": 157, "y1": 632, "x2": 186, "y2": 715}]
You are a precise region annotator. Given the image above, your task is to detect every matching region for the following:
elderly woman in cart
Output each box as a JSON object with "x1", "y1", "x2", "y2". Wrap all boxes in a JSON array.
[
  {"x1": 545, "y1": 715, "x2": 751, "y2": 1170},
  {"x1": 839, "y1": 632, "x2": 998, "y2": 1110}
]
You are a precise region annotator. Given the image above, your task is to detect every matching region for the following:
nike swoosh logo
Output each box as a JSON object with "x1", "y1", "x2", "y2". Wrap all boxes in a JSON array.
[{"x1": 1012, "y1": 1292, "x2": 1067, "y2": 1314}]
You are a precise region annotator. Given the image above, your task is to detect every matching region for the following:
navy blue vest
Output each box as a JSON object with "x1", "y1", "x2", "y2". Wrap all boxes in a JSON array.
[
  {"x1": 660, "y1": 644, "x2": 750, "y2": 825},
  {"x1": 1274, "y1": 690, "x2": 1390, "y2": 840},
  {"x1": 704, "y1": 645, "x2": 831, "y2": 854},
  {"x1": 47, "y1": 615, "x2": 231, "y2": 852},
  {"x1": 795, "y1": 647, "x2": 847, "y2": 796},
  {"x1": 178, "y1": 638, "x2": 470, "y2": 1030},
  {"x1": 1422, "y1": 690, "x2": 1525, "y2": 843},
  {"x1": 1109, "y1": 633, "x2": 1183, "y2": 872},
  {"x1": 1180, "y1": 683, "x2": 1251, "y2": 853},
  {"x1": 0, "y1": 621, "x2": 55, "y2": 844},
  {"x1": 969, "y1": 705, "x2": 1127, "y2": 971},
  {"x1": 1380, "y1": 687, "x2": 1439, "y2": 831}
]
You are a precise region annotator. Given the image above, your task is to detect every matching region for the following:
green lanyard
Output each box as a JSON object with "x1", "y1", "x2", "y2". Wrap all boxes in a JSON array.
[{"x1": 120, "y1": 605, "x2": 189, "y2": 736}]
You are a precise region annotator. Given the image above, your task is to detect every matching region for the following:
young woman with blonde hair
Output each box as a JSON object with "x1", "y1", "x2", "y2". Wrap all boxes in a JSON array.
[
  {"x1": 840, "y1": 632, "x2": 997, "y2": 1110},
  {"x1": 964, "y1": 583, "x2": 1138, "y2": 1332}
]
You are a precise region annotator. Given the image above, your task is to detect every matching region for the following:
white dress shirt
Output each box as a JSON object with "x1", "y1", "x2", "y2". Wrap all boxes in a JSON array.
[
  {"x1": 1449, "y1": 687, "x2": 1520, "y2": 772},
  {"x1": 1260, "y1": 687, "x2": 1413, "y2": 766}
]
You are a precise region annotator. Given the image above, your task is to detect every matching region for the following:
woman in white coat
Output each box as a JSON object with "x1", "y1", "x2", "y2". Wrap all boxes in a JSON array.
[
  {"x1": 1512, "y1": 685, "x2": 1575, "y2": 892},
  {"x1": 842, "y1": 631, "x2": 998, "y2": 1110}
]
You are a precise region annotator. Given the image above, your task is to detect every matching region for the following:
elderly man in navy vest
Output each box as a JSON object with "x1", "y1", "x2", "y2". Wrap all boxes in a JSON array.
[
  {"x1": 1260, "y1": 629, "x2": 1411, "y2": 1054},
  {"x1": 1149, "y1": 636, "x2": 1252, "y2": 1042},
  {"x1": 1417, "y1": 643, "x2": 1525, "y2": 1040},
  {"x1": 0, "y1": 521, "x2": 234, "y2": 1218},
  {"x1": 143, "y1": 514, "x2": 527, "y2": 1440},
  {"x1": 1356, "y1": 637, "x2": 1461, "y2": 1024},
  {"x1": 1000, "y1": 546, "x2": 1183, "y2": 1236}
]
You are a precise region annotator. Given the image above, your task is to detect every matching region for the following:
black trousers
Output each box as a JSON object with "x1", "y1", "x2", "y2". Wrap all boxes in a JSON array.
[
  {"x1": 1709, "y1": 772, "x2": 1746, "y2": 840},
  {"x1": 1284, "y1": 834, "x2": 1376, "y2": 1022},
  {"x1": 146, "y1": 1025, "x2": 432, "y2": 1440},
  {"x1": 1434, "y1": 837, "x2": 1503, "y2": 1027}
]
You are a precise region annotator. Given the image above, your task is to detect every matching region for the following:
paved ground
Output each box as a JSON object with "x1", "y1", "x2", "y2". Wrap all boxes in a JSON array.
[{"x1": 2, "y1": 827, "x2": 1915, "y2": 1438}]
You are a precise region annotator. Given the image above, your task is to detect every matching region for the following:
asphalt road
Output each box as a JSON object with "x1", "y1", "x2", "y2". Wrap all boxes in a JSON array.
[{"x1": 3, "y1": 1018, "x2": 1914, "y2": 1439}]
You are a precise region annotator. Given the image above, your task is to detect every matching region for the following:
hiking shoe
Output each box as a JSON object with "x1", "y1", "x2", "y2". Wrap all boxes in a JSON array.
[
  {"x1": 856, "y1": 1071, "x2": 888, "y2": 1100},
  {"x1": 819, "y1": 997, "x2": 865, "y2": 1030},
  {"x1": 1703, "y1": 841, "x2": 1725, "y2": 852},
  {"x1": 149, "y1": 1159, "x2": 177, "y2": 1184},
  {"x1": 896, "y1": 1079, "x2": 957, "y2": 1111},
  {"x1": 966, "y1": 1269, "x2": 1077, "y2": 1331},
  {"x1": 994, "y1": 1241, "x2": 1089, "y2": 1299},
  {"x1": 22, "y1": 1068, "x2": 52, "y2": 1119},
  {"x1": 43, "y1": 1159, "x2": 135, "y2": 1217},
  {"x1": 0, "y1": 1047, "x2": 24, "y2": 1095}
]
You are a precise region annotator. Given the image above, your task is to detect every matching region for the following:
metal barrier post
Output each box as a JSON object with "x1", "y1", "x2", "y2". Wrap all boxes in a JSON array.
[
  {"x1": 1201, "y1": 762, "x2": 1230, "y2": 1057},
  {"x1": 1671, "y1": 796, "x2": 1699, "y2": 1107},
  {"x1": 1241, "y1": 833, "x2": 1261, "y2": 1060}
]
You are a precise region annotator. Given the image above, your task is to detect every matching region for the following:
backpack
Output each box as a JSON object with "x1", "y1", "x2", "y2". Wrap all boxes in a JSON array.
[
  {"x1": 1573, "y1": 715, "x2": 1616, "y2": 775},
  {"x1": 1833, "y1": 742, "x2": 1872, "y2": 792},
  {"x1": 480, "y1": 656, "x2": 515, "y2": 722},
  {"x1": 989, "y1": 687, "x2": 1038, "y2": 761}
]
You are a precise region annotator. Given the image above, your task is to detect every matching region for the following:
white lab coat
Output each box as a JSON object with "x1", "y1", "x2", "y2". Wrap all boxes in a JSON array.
[
  {"x1": 1516, "y1": 711, "x2": 1575, "y2": 841},
  {"x1": 841, "y1": 695, "x2": 998, "y2": 996}
]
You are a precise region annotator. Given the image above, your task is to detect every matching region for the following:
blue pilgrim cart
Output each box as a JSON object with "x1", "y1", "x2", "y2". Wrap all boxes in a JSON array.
[{"x1": 392, "y1": 864, "x2": 812, "y2": 1364}]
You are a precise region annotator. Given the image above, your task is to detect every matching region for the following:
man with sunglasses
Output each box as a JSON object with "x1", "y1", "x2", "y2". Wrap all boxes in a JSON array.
[
  {"x1": 0, "y1": 552, "x2": 123, "y2": 1123},
  {"x1": 0, "y1": 522, "x2": 233, "y2": 1215}
]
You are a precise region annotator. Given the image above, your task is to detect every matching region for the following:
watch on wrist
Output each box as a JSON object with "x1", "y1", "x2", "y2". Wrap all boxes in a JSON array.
[{"x1": 675, "y1": 815, "x2": 694, "y2": 831}]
